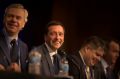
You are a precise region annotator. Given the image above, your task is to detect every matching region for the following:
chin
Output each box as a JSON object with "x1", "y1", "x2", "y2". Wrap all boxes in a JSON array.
[
  {"x1": 91, "y1": 62, "x2": 96, "y2": 66},
  {"x1": 54, "y1": 45, "x2": 61, "y2": 48},
  {"x1": 54, "y1": 47, "x2": 60, "y2": 50}
]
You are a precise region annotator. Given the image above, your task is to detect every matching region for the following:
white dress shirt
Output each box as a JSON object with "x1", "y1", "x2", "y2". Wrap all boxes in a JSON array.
[
  {"x1": 101, "y1": 58, "x2": 109, "y2": 75},
  {"x1": 45, "y1": 43, "x2": 57, "y2": 63}
]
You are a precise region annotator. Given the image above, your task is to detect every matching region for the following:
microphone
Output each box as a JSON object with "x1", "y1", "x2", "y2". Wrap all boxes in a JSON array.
[{"x1": 58, "y1": 50, "x2": 67, "y2": 58}]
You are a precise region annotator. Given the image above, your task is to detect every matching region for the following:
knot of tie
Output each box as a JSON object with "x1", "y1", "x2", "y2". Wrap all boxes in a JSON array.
[
  {"x1": 106, "y1": 66, "x2": 112, "y2": 74},
  {"x1": 10, "y1": 39, "x2": 16, "y2": 46}
]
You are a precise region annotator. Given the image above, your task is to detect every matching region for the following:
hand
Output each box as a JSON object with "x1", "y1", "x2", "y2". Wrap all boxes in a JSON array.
[
  {"x1": 0, "y1": 64, "x2": 5, "y2": 71},
  {"x1": 7, "y1": 63, "x2": 21, "y2": 72}
]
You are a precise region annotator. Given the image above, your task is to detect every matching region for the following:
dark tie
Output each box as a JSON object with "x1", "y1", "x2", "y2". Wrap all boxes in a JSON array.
[
  {"x1": 10, "y1": 39, "x2": 19, "y2": 63},
  {"x1": 106, "y1": 66, "x2": 114, "y2": 79},
  {"x1": 53, "y1": 54, "x2": 60, "y2": 74}
]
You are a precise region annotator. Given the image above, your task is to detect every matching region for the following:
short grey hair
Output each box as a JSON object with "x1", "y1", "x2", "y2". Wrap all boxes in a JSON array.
[{"x1": 4, "y1": 3, "x2": 28, "y2": 22}]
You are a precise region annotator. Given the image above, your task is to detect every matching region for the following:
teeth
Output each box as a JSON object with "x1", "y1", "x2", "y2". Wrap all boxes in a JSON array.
[
  {"x1": 55, "y1": 41, "x2": 60, "y2": 43},
  {"x1": 55, "y1": 42, "x2": 60, "y2": 45}
]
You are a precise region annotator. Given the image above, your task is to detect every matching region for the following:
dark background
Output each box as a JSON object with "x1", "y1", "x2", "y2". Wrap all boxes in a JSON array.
[{"x1": 0, "y1": 0, "x2": 120, "y2": 53}]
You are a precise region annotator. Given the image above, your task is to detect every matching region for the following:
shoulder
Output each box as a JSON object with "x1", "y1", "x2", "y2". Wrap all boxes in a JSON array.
[
  {"x1": 0, "y1": 30, "x2": 5, "y2": 39},
  {"x1": 67, "y1": 51, "x2": 83, "y2": 67},
  {"x1": 18, "y1": 39, "x2": 28, "y2": 48},
  {"x1": 30, "y1": 44, "x2": 47, "y2": 54},
  {"x1": 0, "y1": 31, "x2": 6, "y2": 45},
  {"x1": 67, "y1": 51, "x2": 80, "y2": 62},
  {"x1": 68, "y1": 51, "x2": 80, "y2": 60}
]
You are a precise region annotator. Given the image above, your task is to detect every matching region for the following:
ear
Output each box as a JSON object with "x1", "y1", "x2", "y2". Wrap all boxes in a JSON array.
[
  {"x1": 84, "y1": 45, "x2": 91, "y2": 53},
  {"x1": 25, "y1": 18, "x2": 28, "y2": 22},
  {"x1": 21, "y1": 19, "x2": 28, "y2": 29}
]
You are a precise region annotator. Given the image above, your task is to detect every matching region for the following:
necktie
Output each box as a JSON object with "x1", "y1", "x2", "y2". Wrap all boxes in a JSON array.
[
  {"x1": 85, "y1": 66, "x2": 94, "y2": 79},
  {"x1": 10, "y1": 39, "x2": 19, "y2": 63},
  {"x1": 53, "y1": 54, "x2": 60, "y2": 74},
  {"x1": 106, "y1": 66, "x2": 114, "y2": 79},
  {"x1": 85, "y1": 66, "x2": 91, "y2": 79}
]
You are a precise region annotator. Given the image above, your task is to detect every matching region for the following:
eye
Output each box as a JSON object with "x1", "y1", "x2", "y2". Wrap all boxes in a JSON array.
[
  {"x1": 49, "y1": 32, "x2": 56, "y2": 36},
  {"x1": 58, "y1": 32, "x2": 64, "y2": 36},
  {"x1": 16, "y1": 16, "x2": 22, "y2": 20},
  {"x1": 6, "y1": 14, "x2": 13, "y2": 18}
]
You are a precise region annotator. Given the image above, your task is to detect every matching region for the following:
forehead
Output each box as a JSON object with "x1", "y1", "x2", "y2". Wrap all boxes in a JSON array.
[
  {"x1": 109, "y1": 41, "x2": 120, "y2": 50},
  {"x1": 6, "y1": 8, "x2": 25, "y2": 16},
  {"x1": 48, "y1": 25, "x2": 64, "y2": 32}
]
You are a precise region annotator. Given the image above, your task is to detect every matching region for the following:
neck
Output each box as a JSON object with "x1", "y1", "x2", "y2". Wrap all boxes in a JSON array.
[{"x1": 45, "y1": 43, "x2": 57, "y2": 52}]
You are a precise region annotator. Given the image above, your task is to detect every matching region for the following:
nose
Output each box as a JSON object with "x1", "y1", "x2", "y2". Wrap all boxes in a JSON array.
[
  {"x1": 56, "y1": 33, "x2": 60, "y2": 39},
  {"x1": 11, "y1": 17, "x2": 17, "y2": 22}
]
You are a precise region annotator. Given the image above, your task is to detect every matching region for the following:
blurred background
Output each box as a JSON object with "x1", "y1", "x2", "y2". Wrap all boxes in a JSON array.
[{"x1": 0, "y1": 0, "x2": 120, "y2": 53}]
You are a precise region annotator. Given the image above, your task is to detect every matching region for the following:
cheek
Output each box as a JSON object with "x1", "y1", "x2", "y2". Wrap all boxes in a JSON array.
[
  {"x1": 62, "y1": 37, "x2": 64, "y2": 41},
  {"x1": 20, "y1": 22, "x2": 25, "y2": 28},
  {"x1": 3, "y1": 18, "x2": 8, "y2": 25},
  {"x1": 108, "y1": 53, "x2": 114, "y2": 58},
  {"x1": 46, "y1": 36, "x2": 54, "y2": 43},
  {"x1": 49, "y1": 36, "x2": 55, "y2": 41},
  {"x1": 111, "y1": 53, "x2": 118, "y2": 61},
  {"x1": 92, "y1": 55, "x2": 98, "y2": 63}
]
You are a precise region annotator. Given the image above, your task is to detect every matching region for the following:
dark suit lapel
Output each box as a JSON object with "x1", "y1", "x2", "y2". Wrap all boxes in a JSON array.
[
  {"x1": 74, "y1": 52, "x2": 87, "y2": 79},
  {"x1": 18, "y1": 39, "x2": 28, "y2": 68},
  {"x1": 94, "y1": 61, "x2": 106, "y2": 79},
  {"x1": 0, "y1": 32, "x2": 11, "y2": 64},
  {"x1": 18, "y1": 40, "x2": 23, "y2": 66},
  {"x1": 42, "y1": 44, "x2": 55, "y2": 75}
]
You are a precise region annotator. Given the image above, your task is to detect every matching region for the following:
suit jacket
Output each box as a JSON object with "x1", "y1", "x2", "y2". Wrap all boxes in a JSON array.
[
  {"x1": 94, "y1": 61, "x2": 106, "y2": 79},
  {"x1": 67, "y1": 52, "x2": 87, "y2": 79},
  {"x1": 0, "y1": 31, "x2": 28, "y2": 72},
  {"x1": 68, "y1": 52, "x2": 100, "y2": 79},
  {"x1": 32, "y1": 44, "x2": 61, "y2": 77},
  {"x1": 94, "y1": 61, "x2": 116, "y2": 79}
]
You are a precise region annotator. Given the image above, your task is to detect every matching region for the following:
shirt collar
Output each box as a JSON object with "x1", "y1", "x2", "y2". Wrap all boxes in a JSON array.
[
  {"x1": 3, "y1": 29, "x2": 18, "y2": 44},
  {"x1": 45, "y1": 42, "x2": 57, "y2": 57},
  {"x1": 101, "y1": 58, "x2": 109, "y2": 69}
]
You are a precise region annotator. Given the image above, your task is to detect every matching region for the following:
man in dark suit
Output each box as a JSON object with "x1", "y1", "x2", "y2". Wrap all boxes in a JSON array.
[
  {"x1": 95, "y1": 38, "x2": 120, "y2": 79},
  {"x1": 68, "y1": 36, "x2": 105, "y2": 79},
  {"x1": 0, "y1": 3, "x2": 28, "y2": 72},
  {"x1": 29, "y1": 21, "x2": 65, "y2": 76}
]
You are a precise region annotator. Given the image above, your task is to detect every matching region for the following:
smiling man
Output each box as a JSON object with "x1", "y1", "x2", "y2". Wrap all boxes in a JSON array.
[
  {"x1": 29, "y1": 21, "x2": 65, "y2": 76},
  {"x1": 0, "y1": 3, "x2": 28, "y2": 72}
]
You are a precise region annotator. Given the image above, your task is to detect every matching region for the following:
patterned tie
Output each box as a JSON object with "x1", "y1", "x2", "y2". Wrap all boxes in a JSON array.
[
  {"x1": 10, "y1": 39, "x2": 19, "y2": 63},
  {"x1": 106, "y1": 66, "x2": 114, "y2": 79},
  {"x1": 85, "y1": 66, "x2": 94, "y2": 79},
  {"x1": 85, "y1": 66, "x2": 91, "y2": 79}
]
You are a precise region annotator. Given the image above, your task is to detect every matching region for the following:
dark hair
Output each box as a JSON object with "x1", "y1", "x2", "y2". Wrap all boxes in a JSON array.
[
  {"x1": 104, "y1": 37, "x2": 119, "y2": 53},
  {"x1": 81, "y1": 36, "x2": 105, "y2": 50},
  {"x1": 44, "y1": 21, "x2": 65, "y2": 35}
]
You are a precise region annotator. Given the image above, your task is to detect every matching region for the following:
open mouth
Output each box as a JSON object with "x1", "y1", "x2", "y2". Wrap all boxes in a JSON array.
[{"x1": 8, "y1": 23, "x2": 17, "y2": 26}]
